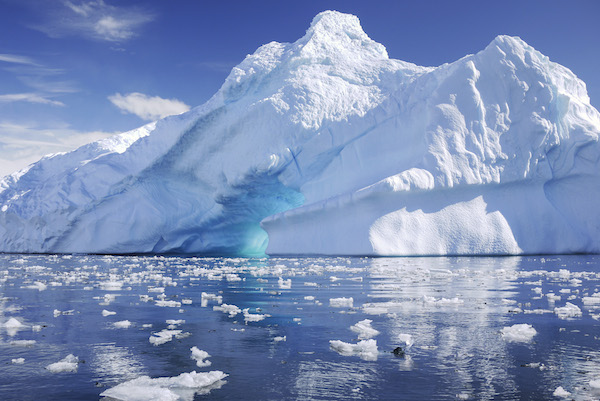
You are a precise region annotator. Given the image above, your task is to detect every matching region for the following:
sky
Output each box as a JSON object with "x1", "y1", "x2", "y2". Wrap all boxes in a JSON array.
[{"x1": 0, "y1": 0, "x2": 599, "y2": 177}]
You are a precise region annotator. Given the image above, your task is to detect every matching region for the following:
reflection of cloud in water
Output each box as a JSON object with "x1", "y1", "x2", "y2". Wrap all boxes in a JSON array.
[
  {"x1": 91, "y1": 343, "x2": 147, "y2": 384},
  {"x1": 293, "y1": 360, "x2": 377, "y2": 400},
  {"x1": 365, "y1": 257, "x2": 521, "y2": 398}
]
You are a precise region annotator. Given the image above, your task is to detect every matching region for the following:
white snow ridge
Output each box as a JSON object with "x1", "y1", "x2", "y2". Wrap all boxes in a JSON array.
[{"x1": 1, "y1": 10, "x2": 600, "y2": 256}]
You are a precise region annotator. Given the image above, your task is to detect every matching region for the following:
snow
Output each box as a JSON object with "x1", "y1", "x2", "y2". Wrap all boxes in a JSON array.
[
  {"x1": 99, "y1": 370, "x2": 227, "y2": 401},
  {"x1": 1, "y1": 11, "x2": 600, "y2": 257},
  {"x1": 329, "y1": 339, "x2": 378, "y2": 361},
  {"x1": 46, "y1": 354, "x2": 78, "y2": 373},
  {"x1": 501, "y1": 324, "x2": 537, "y2": 342}
]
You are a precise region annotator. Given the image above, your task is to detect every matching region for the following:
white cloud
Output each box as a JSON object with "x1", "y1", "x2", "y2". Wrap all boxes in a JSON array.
[
  {"x1": 0, "y1": 121, "x2": 115, "y2": 177},
  {"x1": 0, "y1": 53, "x2": 39, "y2": 66},
  {"x1": 0, "y1": 93, "x2": 65, "y2": 106},
  {"x1": 108, "y1": 92, "x2": 190, "y2": 121},
  {"x1": 33, "y1": 0, "x2": 155, "y2": 42}
]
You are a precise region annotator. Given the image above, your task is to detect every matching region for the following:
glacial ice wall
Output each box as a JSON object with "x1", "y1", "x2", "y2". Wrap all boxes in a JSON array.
[{"x1": 1, "y1": 11, "x2": 599, "y2": 256}]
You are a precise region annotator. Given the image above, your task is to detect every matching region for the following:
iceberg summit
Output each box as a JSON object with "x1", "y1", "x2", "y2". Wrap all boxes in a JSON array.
[{"x1": 1, "y1": 11, "x2": 599, "y2": 256}]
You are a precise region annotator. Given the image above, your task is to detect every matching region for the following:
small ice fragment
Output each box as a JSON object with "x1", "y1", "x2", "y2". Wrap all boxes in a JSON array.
[
  {"x1": 583, "y1": 295, "x2": 600, "y2": 305},
  {"x1": 100, "y1": 370, "x2": 228, "y2": 400},
  {"x1": 304, "y1": 282, "x2": 318, "y2": 287},
  {"x1": 350, "y1": 319, "x2": 380, "y2": 340},
  {"x1": 31, "y1": 325, "x2": 42, "y2": 332},
  {"x1": 10, "y1": 340, "x2": 36, "y2": 346},
  {"x1": 501, "y1": 324, "x2": 537, "y2": 342},
  {"x1": 181, "y1": 299, "x2": 193, "y2": 305},
  {"x1": 397, "y1": 333, "x2": 414, "y2": 348},
  {"x1": 113, "y1": 320, "x2": 132, "y2": 329},
  {"x1": 46, "y1": 354, "x2": 78, "y2": 373},
  {"x1": 213, "y1": 304, "x2": 241, "y2": 317},
  {"x1": 304, "y1": 296, "x2": 315, "y2": 301},
  {"x1": 3, "y1": 317, "x2": 27, "y2": 336},
  {"x1": 100, "y1": 281, "x2": 123, "y2": 291},
  {"x1": 552, "y1": 386, "x2": 571, "y2": 397},
  {"x1": 243, "y1": 309, "x2": 269, "y2": 323},
  {"x1": 278, "y1": 277, "x2": 292, "y2": 289},
  {"x1": 329, "y1": 339, "x2": 378, "y2": 361},
  {"x1": 457, "y1": 393, "x2": 470, "y2": 400},
  {"x1": 190, "y1": 346, "x2": 211, "y2": 367},
  {"x1": 274, "y1": 336, "x2": 286, "y2": 342},
  {"x1": 554, "y1": 302, "x2": 582, "y2": 319},
  {"x1": 102, "y1": 309, "x2": 117, "y2": 317},
  {"x1": 330, "y1": 297, "x2": 353, "y2": 308},
  {"x1": 24, "y1": 281, "x2": 47, "y2": 291},
  {"x1": 201, "y1": 292, "x2": 223, "y2": 307},
  {"x1": 149, "y1": 329, "x2": 189, "y2": 346},
  {"x1": 155, "y1": 300, "x2": 181, "y2": 308},
  {"x1": 11, "y1": 358, "x2": 25, "y2": 364}
]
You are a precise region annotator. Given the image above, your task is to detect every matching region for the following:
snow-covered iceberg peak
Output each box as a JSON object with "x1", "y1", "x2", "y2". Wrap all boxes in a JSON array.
[{"x1": 1, "y1": 11, "x2": 599, "y2": 257}]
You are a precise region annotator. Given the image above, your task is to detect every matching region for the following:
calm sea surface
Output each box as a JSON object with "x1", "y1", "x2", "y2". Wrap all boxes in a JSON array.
[{"x1": 0, "y1": 254, "x2": 599, "y2": 400}]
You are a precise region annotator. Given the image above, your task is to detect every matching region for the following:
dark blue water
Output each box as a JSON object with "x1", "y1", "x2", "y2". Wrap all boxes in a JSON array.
[{"x1": 0, "y1": 254, "x2": 599, "y2": 400}]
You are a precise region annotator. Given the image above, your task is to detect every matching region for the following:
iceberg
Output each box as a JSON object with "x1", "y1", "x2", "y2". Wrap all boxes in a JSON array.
[{"x1": 1, "y1": 11, "x2": 599, "y2": 256}]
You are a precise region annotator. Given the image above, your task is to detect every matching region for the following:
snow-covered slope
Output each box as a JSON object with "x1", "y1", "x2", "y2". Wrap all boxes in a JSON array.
[{"x1": 1, "y1": 11, "x2": 599, "y2": 256}]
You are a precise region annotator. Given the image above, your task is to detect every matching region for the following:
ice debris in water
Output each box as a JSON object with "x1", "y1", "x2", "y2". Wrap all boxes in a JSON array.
[
  {"x1": 278, "y1": 277, "x2": 292, "y2": 289},
  {"x1": 23, "y1": 281, "x2": 47, "y2": 291},
  {"x1": 501, "y1": 324, "x2": 537, "y2": 343},
  {"x1": 190, "y1": 347, "x2": 211, "y2": 368},
  {"x1": 11, "y1": 358, "x2": 25, "y2": 364},
  {"x1": 201, "y1": 292, "x2": 222, "y2": 307},
  {"x1": 213, "y1": 304, "x2": 241, "y2": 317},
  {"x1": 114, "y1": 320, "x2": 132, "y2": 329},
  {"x1": 554, "y1": 302, "x2": 582, "y2": 319},
  {"x1": 397, "y1": 333, "x2": 414, "y2": 348},
  {"x1": 102, "y1": 309, "x2": 117, "y2": 316},
  {"x1": 329, "y1": 339, "x2": 378, "y2": 361},
  {"x1": 10, "y1": 340, "x2": 36, "y2": 346},
  {"x1": 149, "y1": 329, "x2": 190, "y2": 346},
  {"x1": 553, "y1": 386, "x2": 571, "y2": 398},
  {"x1": 330, "y1": 297, "x2": 353, "y2": 308},
  {"x1": 100, "y1": 370, "x2": 228, "y2": 401},
  {"x1": 2, "y1": 317, "x2": 28, "y2": 337},
  {"x1": 46, "y1": 354, "x2": 78, "y2": 373},
  {"x1": 243, "y1": 309, "x2": 269, "y2": 323},
  {"x1": 350, "y1": 319, "x2": 380, "y2": 340}
]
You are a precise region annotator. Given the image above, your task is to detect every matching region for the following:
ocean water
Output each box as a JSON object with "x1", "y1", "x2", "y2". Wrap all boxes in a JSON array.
[{"x1": 0, "y1": 254, "x2": 599, "y2": 400}]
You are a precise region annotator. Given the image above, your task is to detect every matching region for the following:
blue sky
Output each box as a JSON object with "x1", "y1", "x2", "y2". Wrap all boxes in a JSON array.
[{"x1": 1, "y1": 0, "x2": 599, "y2": 176}]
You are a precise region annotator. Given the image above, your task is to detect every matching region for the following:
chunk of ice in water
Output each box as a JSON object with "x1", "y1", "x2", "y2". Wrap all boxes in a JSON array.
[
  {"x1": 190, "y1": 346, "x2": 212, "y2": 368},
  {"x1": 329, "y1": 339, "x2": 378, "y2": 361},
  {"x1": 350, "y1": 319, "x2": 380, "y2": 340},
  {"x1": 501, "y1": 324, "x2": 537, "y2": 342},
  {"x1": 46, "y1": 354, "x2": 78, "y2": 373}
]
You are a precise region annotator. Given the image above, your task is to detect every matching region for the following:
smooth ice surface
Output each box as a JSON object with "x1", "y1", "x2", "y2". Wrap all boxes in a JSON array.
[{"x1": 1, "y1": 11, "x2": 600, "y2": 256}]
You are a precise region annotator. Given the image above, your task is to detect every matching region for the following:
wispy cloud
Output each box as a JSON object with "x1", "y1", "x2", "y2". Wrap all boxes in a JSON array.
[
  {"x1": 0, "y1": 121, "x2": 115, "y2": 177},
  {"x1": 108, "y1": 92, "x2": 190, "y2": 121},
  {"x1": 0, "y1": 53, "x2": 39, "y2": 66},
  {"x1": 32, "y1": 0, "x2": 155, "y2": 42},
  {"x1": 0, "y1": 93, "x2": 65, "y2": 106}
]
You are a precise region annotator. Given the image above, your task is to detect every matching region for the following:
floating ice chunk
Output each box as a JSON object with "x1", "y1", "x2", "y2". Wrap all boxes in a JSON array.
[
  {"x1": 546, "y1": 293, "x2": 561, "y2": 302},
  {"x1": 422, "y1": 296, "x2": 463, "y2": 306},
  {"x1": 278, "y1": 277, "x2": 292, "y2": 289},
  {"x1": 304, "y1": 296, "x2": 315, "y2": 301},
  {"x1": 552, "y1": 386, "x2": 571, "y2": 397},
  {"x1": 274, "y1": 336, "x2": 286, "y2": 342},
  {"x1": 166, "y1": 319, "x2": 185, "y2": 326},
  {"x1": 213, "y1": 304, "x2": 241, "y2": 317},
  {"x1": 11, "y1": 358, "x2": 25, "y2": 364},
  {"x1": 350, "y1": 319, "x2": 380, "y2": 340},
  {"x1": 46, "y1": 354, "x2": 78, "y2": 373},
  {"x1": 100, "y1": 370, "x2": 228, "y2": 401},
  {"x1": 23, "y1": 281, "x2": 47, "y2": 291},
  {"x1": 397, "y1": 333, "x2": 414, "y2": 348},
  {"x1": 53, "y1": 309, "x2": 74, "y2": 317},
  {"x1": 114, "y1": 320, "x2": 132, "y2": 329},
  {"x1": 102, "y1": 309, "x2": 117, "y2": 317},
  {"x1": 583, "y1": 295, "x2": 600, "y2": 305},
  {"x1": 330, "y1": 297, "x2": 353, "y2": 308},
  {"x1": 181, "y1": 299, "x2": 193, "y2": 305},
  {"x1": 304, "y1": 282, "x2": 318, "y2": 287},
  {"x1": 10, "y1": 340, "x2": 36, "y2": 346},
  {"x1": 190, "y1": 346, "x2": 211, "y2": 368},
  {"x1": 501, "y1": 324, "x2": 537, "y2": 343},
  {"x1": 532, "y1": 287, "x2": 543, "y2": 295},
  {"x1": 201, "y1": 293, "x2": 222, "y2": 307},
  {"x1": 149, "y1": 329, "x2": 190, "y2": 346},
  {"x1": 243, "y1": 309, "x2": 269, "y2": 323},
  {"x1": 329, "y1": 339, "x2": 378, "y2": 361},
  {"x1": 155, "y1": 300, "x2": 182, "y2": 308},
  {"x1": 3, "y1": 317, "x2": 27, "y2": 336},
  {"x1": 554, "y1": 302, "x2": 582, "y2": 319},
  {"x1": 100, "y1": 281, "x2": 123, "y2": 291}
]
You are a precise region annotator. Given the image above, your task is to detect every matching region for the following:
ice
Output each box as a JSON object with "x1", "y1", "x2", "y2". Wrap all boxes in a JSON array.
[
  {"x1": 149, "y1": 329, "x2": 190, "y2": 346},
  {"x1": 11, "y1": 358, "x2": 25, "y2": 364},
  {"x1": 213, "y1": 304, "x2": 241, "y2": 317},
  {"x1": 278, "y1": 277, "x2": 292, "y2": 289},
  {"x1": 10, "y1": 340, "x2": 36, "y2": 346},
  {"x1": 554, "y1": 302, "x2": 582, "y2": 319},
  {"x1": 1, "y1": 11, "x2": 600, "y2": 257},
  {"x1": 501, "y1": 324, "x2": 537, "y2": 343},
  {"x1": 330, "y1": 297, "x2": 353, "y2": 308},
  {"x1": 102, "y1": 309, "x2": 117, "y2": 316},
  {"x1": 100, "y1": 370, "x2": 227, "y2": 401},
  {"x1": 397, "y1": 333, "x2": 414, "y2": 348},
  {"x1": 350, "y1": 319, "x2": 380, "y2": 340},
  {"x1": 3, "y1": 317, "x2": 27, "y2": 336},
  {"x1": 46, "y1": 354, "x2": 79, "y2": 373},
  {"x1": 201, "y1": 292, "x2": 222, "y2": 307},
  {"x1": 23, "y1": 281, "x2": 47, "y2": 291},
  {"x1": 243, "y1": 309, "x2": 269, "y2": 323},
  {"x1": 155, "y1": 300, "x2": 181, "y2": 308},
  {"x1": 114, "y1": 320, "x2": 132, "y2": 329},
  {"x1": 329, "y1": 339, "x2": 378, "y2": 361},
  {"x1": 274, "y1": 336, "x2": 286, "y2": 342},
  {"x1": 190, "y1": 347, "x2": 211, "y2": 368},
  {"x1": 552, "y1": 386, "x2": 571, "y2": 397}
]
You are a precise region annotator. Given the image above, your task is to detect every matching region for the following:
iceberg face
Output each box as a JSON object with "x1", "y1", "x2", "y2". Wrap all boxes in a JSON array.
[{"x1": 1, "y1": 11, "x2": 600, "y2": 256}]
